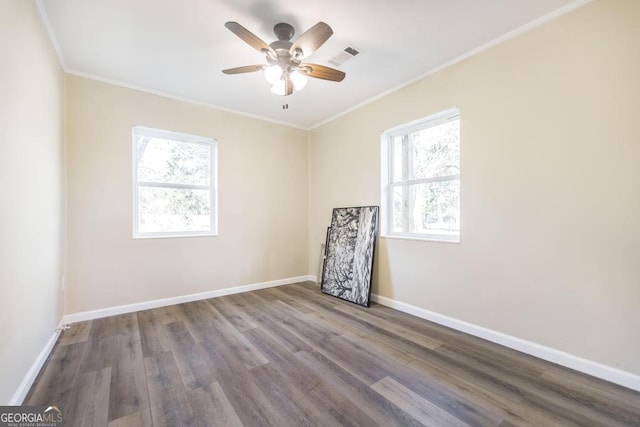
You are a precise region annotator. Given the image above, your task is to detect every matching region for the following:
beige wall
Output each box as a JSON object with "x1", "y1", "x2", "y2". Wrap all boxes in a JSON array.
[
  {"x1": 65, "y1": 76, "x2": 309, "y2": 313},
  {"x1": 0, "y1": 1, "x2": 66, "y2": 403},
  {"x1": 309, "y1": 0, "x2": 640, "y2": 375}
]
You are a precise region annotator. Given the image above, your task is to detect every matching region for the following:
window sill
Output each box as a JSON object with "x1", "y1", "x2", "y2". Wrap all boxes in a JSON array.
[
  {"x1": 133, "y1": 232, "x2": 217, "y2": 240},
  {"x1": 381, "y1": 234, "x2": 460, "y2": 244}
]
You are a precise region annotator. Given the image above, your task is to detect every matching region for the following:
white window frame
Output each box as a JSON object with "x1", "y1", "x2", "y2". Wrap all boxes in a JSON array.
[
  {"x1": 132, "y1": 126, "x2": 218, "y2": 239},
  {"x1": 381, "y1": 107, "x2": 460, "y2": 243}
]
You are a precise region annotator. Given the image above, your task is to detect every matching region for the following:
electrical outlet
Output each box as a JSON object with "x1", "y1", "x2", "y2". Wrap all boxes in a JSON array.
[{"x1": 55, "y1": 324, "x2": 70, "y2": 332}]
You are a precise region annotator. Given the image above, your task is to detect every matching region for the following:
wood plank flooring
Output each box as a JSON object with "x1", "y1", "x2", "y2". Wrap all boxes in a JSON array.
[{"x1": 25, "y1": 282, "x2": 640, "y2": 426}]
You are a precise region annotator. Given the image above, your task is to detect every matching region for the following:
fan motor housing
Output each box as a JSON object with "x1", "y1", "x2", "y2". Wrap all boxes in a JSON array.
[
  {"x1": 273, "y1": 22, "x2": 294, "y2": 40},
  {"x1": 270, "y1": 22, "x2": 295, "y2": 52}
]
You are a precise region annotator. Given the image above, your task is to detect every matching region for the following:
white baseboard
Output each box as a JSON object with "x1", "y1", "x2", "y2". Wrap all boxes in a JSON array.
[
  {"x1": 61, "y1": 275, "x2": 315, "y2": 325},
  {"x1": 10, "y1": 328, "x2": 62, "y2": 405},
  {"x1": 370, "y1": 293, "x2": 640, "y2": 392},
  {"x1": 16, "y1": 274, "x2": 638, "y2": 406}
]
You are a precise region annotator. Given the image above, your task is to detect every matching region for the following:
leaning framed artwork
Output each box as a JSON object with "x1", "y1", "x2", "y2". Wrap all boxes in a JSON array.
[{"x1": 321, "y1": 206, "x2": 379, "y2": 307}]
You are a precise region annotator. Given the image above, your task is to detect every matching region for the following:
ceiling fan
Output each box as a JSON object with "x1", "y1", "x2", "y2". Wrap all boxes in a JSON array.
[{"x1": 222, "y1": 21, "x2": 346, "y2": 96}]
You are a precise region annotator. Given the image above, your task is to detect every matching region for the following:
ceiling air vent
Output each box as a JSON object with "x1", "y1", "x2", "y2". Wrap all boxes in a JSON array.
[{"x1": 328, "y1": 46, "x2": 360, "y2": 67}]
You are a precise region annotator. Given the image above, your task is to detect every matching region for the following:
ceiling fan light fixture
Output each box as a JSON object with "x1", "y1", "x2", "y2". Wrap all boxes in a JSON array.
[
  {"x1": 264, "y1": 65, "x2": 283, "y2": 85},
  {"x1": 290, "y1": 70, "x2": 308, "y2": 91},
  {"x1": 223, "y1": 21, "x2": 345, "y2": 97}
]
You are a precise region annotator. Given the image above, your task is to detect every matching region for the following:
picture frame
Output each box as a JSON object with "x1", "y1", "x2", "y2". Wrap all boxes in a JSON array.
[
  {"x1": 316, "y1": 227, "x2": 331, "y2": 285},
  {"x1": 321, "y1": 206, "x2": 379, "y2": 307}
]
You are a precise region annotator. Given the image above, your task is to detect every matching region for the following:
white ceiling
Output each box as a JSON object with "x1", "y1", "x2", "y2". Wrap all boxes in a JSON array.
[{"x1": 38, "y1": 0, "x2": 581, "y2": 129}]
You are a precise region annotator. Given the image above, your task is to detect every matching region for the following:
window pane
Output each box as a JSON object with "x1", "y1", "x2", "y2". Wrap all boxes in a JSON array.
[
  {"x1": 414, "y1": 180, "x2": 460, "y2": 234},
  {"x1": 392, "y1": 186, "x2": 405, "y2": 233},
  {"x1": 392, "y1": 180, "x2": 460, "y2": 235},
  {"x1": 137, "y1": 137, "x2": 210, "y2": 186},
  {"x1": 138, "y1": 187, "x2": 210, "y2": 233},
  {"x1": 411, "y1": 119, "x2": 459, "y2": 180},
  {"x1": 392, "y1": 136, "x2": 404, "y2": 183}
]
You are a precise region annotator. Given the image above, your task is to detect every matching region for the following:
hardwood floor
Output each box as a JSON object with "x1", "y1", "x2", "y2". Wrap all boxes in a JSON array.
[{"x1": 25, "y1": 282, "x2": 640, "y2": 426}]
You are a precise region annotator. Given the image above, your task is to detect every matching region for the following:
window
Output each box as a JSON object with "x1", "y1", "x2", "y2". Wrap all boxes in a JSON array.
[
  {"x1": 132, "y1": 126, "x2": 217, "y2": 238},
  {"x1": 382, "y1": 108, "x2": 460, "y2": 242}
]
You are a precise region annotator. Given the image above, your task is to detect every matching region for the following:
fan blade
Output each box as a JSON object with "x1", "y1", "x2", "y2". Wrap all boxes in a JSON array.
[
  {"x1": 222, "y1": 65, "x2": 264, "y2": 74},
  {"x1": 225, "y1": 22, "x2": 274, "y2": 55},
  {"x1": 285, "y1": 77, "x2": 294, "y2": 96},
  {"x1": 301, "y1": 63, "x2": 345, "y2": 82},
  {"x1": 290, "y1": 22, "x2": 333, "y2": 59}
]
